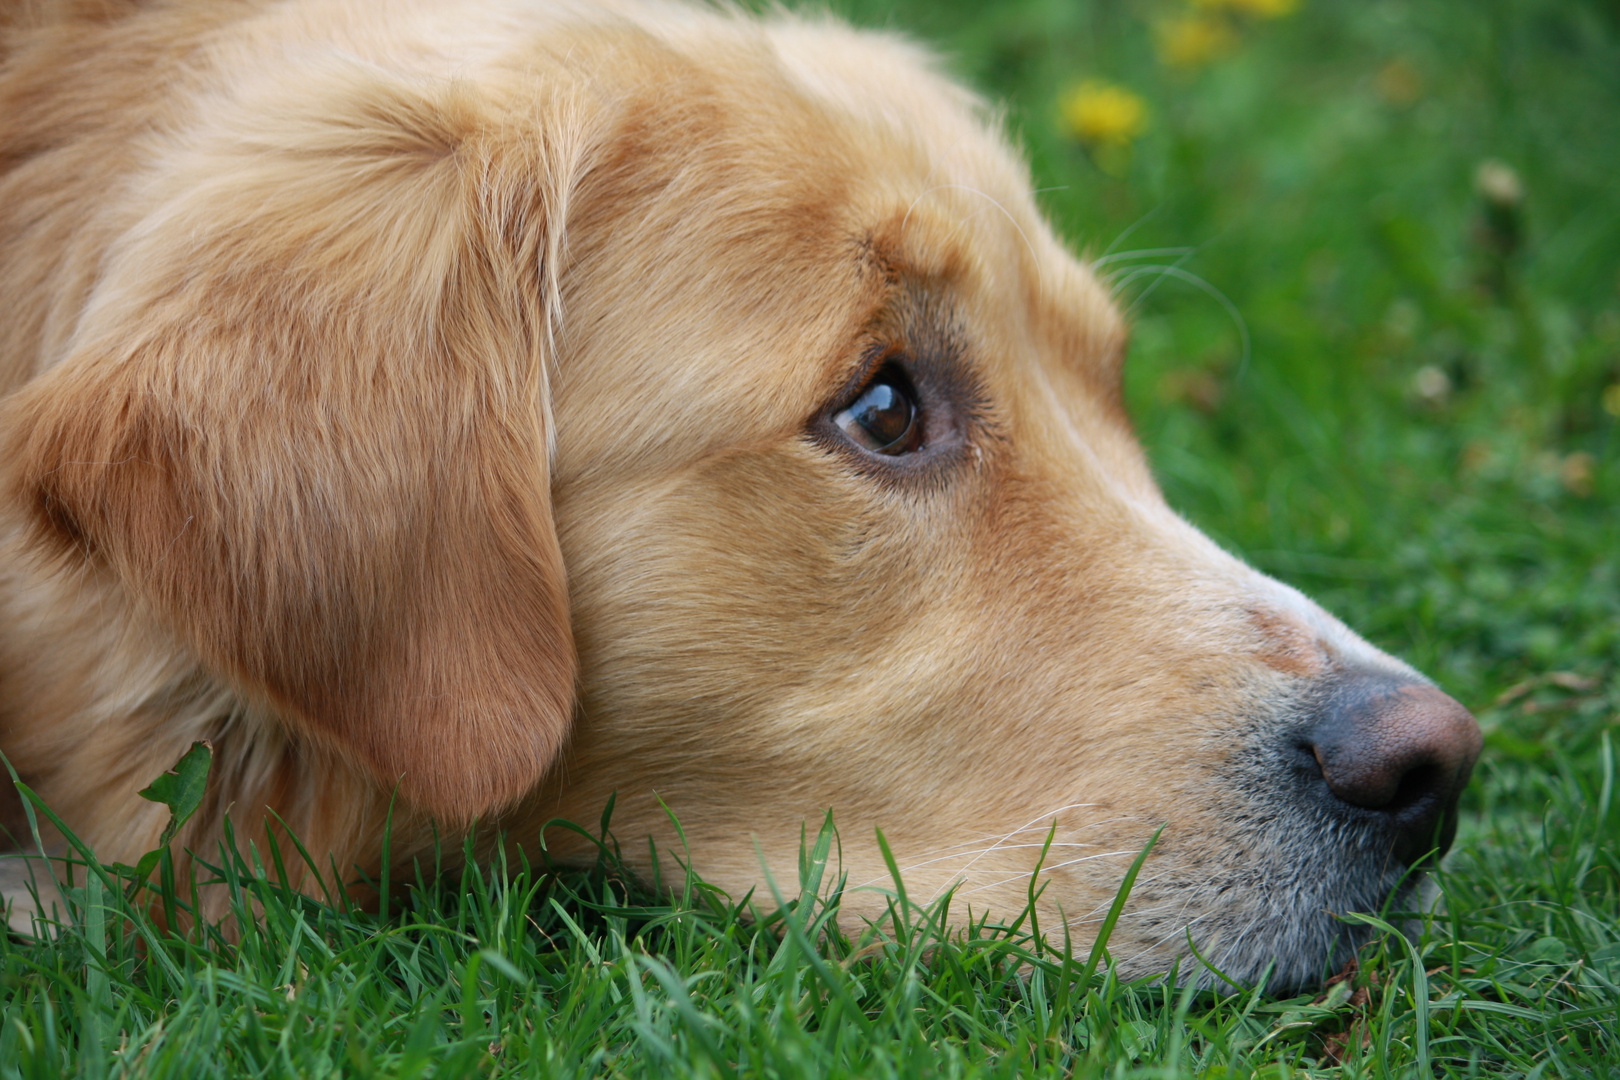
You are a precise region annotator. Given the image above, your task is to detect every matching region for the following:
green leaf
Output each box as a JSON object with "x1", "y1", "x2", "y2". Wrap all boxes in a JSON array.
[
  {"x1": 130, "y1": 741, "x2": 214, "y2": 884},
  {"x1": 1250, "y1": 1067, "x2": 1300, "y2": 1080},
  {"x1": 1117, "y1": 1018, "x2": 1156, "y2": 1059},
  {"x1": 1319, "y1": 978, "x2": 1354, "y2": 1011},
  {"x1": 477, "y1": 949, "x2": 527, "y2": 986},
  {"x1": 138, "y1": 741, "x2": 213, "y2": 849},
  {"x1": 1519, "y1": 935, "x2": 1568, "y2": 965}
]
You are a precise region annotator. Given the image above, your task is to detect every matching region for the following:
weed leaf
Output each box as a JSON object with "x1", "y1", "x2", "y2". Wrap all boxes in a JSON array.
[{"x1": 131, "y1": 740, "x2": 213, "y2": 884}]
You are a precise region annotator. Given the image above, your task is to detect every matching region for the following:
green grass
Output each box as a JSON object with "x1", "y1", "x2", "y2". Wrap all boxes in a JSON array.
[{"x1": 4, "y1": 0, "x2": 1619, "y2": 1075}]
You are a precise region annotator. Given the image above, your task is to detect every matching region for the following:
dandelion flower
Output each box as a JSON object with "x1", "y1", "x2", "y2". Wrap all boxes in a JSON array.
[
  {"x1": 1192, "y1": 0, "x2": 1301, "y2": 17},
  {"x1": 1155, "y1": 15, "x2": 1237, "y2": 70},
  {"x1": 1059, "y1": 81, "x2": 1147, "y2": 147},
  {"x1": 1602, "y1": 383, "x2": 1620, "y2": 418}
]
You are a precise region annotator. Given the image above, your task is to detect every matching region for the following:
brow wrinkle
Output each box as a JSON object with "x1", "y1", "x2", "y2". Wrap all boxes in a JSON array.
[{"x1": 899, "y1": 183, "x2": 1042, "y2": 290}]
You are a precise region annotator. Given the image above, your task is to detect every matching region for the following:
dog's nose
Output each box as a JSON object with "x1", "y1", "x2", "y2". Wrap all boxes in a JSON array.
[{"x1": 1303, "y1": 675, "x2": 1483, "y2": 866}]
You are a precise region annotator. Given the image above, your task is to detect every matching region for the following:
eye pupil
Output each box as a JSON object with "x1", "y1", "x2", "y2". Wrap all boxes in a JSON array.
[
  {"x1": 834, "y1": 366, "x2": 920, "y2": 455},
  {"x1": 855, "y1": 383, "x2": 910, "y2": 444}
]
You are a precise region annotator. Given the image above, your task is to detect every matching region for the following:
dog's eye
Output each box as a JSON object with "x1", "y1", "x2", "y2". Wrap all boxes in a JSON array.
[{"x1": 834, "y1": 365, "x2": 922, "y2": 455}]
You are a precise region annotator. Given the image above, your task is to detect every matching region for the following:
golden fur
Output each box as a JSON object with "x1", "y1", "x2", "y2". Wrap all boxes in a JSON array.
[{"x1": 0, "y1": 0, "x2": 1475, "y2": 989}]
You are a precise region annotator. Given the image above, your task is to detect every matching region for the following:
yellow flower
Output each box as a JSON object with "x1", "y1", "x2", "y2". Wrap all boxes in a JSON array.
[
  {"x1": 1562, "y1": 452, "x2": 1596, "y2": 497},
  {"x1": 1374, "y1": 57, "x2": 1424, "y2": 106},
  {"x1": 1059, "y1": 81, "x2": 1148, "y2": 147},
  {"x1": 1602, "y1": 383, "x2": 1620, "y2": 417},
  {"x1": 1155, "y1": 15, "x2": 1237, "y2": 70},
  {"x1": 1191, "y1": 0, "x2": 1300, "y2": 17}
]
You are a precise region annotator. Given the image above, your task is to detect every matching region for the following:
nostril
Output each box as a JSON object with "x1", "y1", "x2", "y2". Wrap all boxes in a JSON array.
[{"x1": 1387, "y1": 761, "x2": 1442, "y2": 815}]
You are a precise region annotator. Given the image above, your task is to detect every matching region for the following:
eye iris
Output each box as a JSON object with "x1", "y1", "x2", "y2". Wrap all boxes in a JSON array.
[
  {"x1": 855, "y1": 384, "x2": 911, "y2": 446},
  {"x1": 835, "y1": 370, "x2": 919, "y2": 454}
]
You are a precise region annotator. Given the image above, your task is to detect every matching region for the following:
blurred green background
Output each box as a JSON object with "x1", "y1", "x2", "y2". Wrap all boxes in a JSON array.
[{"x1": 827, "y1": 0, "x2": 1620, "y2": 765}]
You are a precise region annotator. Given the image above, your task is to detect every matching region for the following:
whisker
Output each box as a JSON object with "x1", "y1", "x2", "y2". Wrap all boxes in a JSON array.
[
  {"x1": 1099, "y1": 203, "x2": 1165, "y2": 259},
  {"x1": 1037, "y1": 849, "x2": 1144, "y2": 874},
  {"x1": 1107, "y1": 249, "x2": 1197, "y2": 307},
  {"x1": 879, "y1": 841, "x2": 1105, "y2": 879},
  {"x1": 900, "y1": 183, "x2": 1042, "y2": 288},
  {"x1": 882, "y1": 803, "x2": 1113, "y2": 861},
  {"x1": 950, "y1": 849, "x2": 1144, "y2": 898},
  {"x1": 1091, "y1": 247, "x2": 1195, "y2": 269},
  {"x1": 846, "y1": 805, "x2": 1157, "y2": 905},
  {"x1": 1115, "y1": 911, "x2": 1209, "y2": 973},
  {"x1": 1111, "y1": 262, "x2": 1253, "y2": 379}
]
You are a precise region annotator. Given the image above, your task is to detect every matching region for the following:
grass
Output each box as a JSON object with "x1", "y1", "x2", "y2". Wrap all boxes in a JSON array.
[{"x1": 4, "y1": 0, "x2": 1619, "y2": 1075}]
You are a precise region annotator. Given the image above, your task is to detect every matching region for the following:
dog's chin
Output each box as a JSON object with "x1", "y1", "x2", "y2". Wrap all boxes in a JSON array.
[
  {"x1": 1097, "y1": 798, "x2": 1432, "y2": 994},
  {"x1": 1099, "y1": 696, "x2": 1454, "y2": 994},
  {"x1": 1127, "y1": 848, "x2": 1429, "y2": 997}
]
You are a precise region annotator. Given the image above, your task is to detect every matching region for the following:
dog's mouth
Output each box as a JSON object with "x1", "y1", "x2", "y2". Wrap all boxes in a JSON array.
[
  {"x1": 1113, "y1": 802, "x2": 1439, "y2": 995},
  {"x1": 1104, "y1": 670, "x2": 1481, "y2": 994}
]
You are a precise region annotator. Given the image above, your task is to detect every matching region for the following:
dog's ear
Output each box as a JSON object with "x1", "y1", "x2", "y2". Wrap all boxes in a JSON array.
[{"x1": 1, "y1": 72, "x2": 587, "y2": 822}]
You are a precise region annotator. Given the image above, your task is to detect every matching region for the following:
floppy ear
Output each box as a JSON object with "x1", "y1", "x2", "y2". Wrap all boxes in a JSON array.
[{"x1": 1, "y1": 71, "x2": 583, "y2": 822}]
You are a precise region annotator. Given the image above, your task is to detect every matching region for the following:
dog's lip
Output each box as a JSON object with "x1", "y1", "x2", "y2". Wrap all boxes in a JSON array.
[{"x1": 1104, "y1": 844, "x2": 1427, "y2": 994}]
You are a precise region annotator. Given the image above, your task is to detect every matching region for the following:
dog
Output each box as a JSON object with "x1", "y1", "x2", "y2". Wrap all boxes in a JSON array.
[{"x1": 0, "y1": 0, "x2": 1480, "y2": 991}]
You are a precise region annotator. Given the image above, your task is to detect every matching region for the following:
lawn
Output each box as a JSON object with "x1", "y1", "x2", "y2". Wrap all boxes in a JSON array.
[{"x1": 3, "y1": 0, "x2": 1618, "y2": 1076}]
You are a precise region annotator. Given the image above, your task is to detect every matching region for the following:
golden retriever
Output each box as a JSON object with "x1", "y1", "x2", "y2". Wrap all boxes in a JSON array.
[{"x1": 0, "y1": 0, "x2": 1480, "y2": 990}]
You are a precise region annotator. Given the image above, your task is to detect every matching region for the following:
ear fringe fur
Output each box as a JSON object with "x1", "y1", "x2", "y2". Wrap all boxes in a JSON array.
[{"x1": 1, "y1": 59, "x2": 601, "y2": 828}]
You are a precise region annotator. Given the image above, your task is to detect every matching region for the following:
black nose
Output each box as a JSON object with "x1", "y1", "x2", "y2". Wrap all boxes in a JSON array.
[{"x1": 1302, "y1": 674, "x2": 1483, "y2": 867}]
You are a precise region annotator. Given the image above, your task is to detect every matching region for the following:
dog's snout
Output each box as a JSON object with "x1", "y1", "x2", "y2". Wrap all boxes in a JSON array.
[{"x1": 1302, "y1": 676, "x2": 1483, "y2": 865}]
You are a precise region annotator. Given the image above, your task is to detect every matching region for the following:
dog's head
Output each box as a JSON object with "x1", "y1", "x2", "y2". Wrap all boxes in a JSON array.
[{"x1": 0, "y1": 3, "x2": 1478, "y2": 989}]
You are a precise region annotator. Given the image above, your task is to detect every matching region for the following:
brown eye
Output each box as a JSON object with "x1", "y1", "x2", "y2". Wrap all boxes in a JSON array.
[{"x1": 834, "y1": 365, "x2": 921, "y2": 455}]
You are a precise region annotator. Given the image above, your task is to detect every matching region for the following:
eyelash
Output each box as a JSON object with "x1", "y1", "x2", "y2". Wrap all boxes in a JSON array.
[{"x1": 813, "y1": 328, "x2": 987, "y2": 486}]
